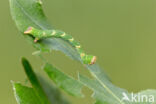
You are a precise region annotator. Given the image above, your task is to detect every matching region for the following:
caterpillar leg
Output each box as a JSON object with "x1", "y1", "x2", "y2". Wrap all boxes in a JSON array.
[{"x1": 34, "y1": 38, "x2": 39, "y2": 43}]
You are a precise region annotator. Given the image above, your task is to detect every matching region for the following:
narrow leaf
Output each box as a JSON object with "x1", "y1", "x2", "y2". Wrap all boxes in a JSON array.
[
  {"x1": 79, "y1": 72, "x2": 156, "y2": 104},
  {"x1": 21, "y1": 58, "x2": 50, "y2": 104},
  {"x1": 44, "y1": 63, "x2": 84, "y2": 97},
  {"x1": 79, "y1": 74, "x2": 130, "y2": 104},
  {"x1": 12, "y1": 82, "x2": 42, "y2": 104},
  {"x1": 37, "y1": 75, "x2": 70, "y2": 104},
  {"x1": 13, "y1": 58, "x2": 70, "y2": 104}
]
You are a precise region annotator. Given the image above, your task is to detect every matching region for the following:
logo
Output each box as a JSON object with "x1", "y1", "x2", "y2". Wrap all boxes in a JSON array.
[{"x1": 121, "y1": 92, "x2": 154, "y2": 103}]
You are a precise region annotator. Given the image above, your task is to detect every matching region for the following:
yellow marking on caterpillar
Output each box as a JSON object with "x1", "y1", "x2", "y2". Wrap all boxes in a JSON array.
[
  {"x1": 76, "y1": 45, "x2": 81, "y2": 49},
  {"x1": 43, "y1": 32, "x2": 46, "y2": 36},
  {"x1": 51, "y1": 30, "x2": 56, "y2": 36},
  {"x1": 69, "y1": 38, "x2": 74, "y2": 42},
  {"x1": 61, "y1": 33, "x2": 66, "y2": 37},
  {"x1": 80, "y1": 53, "x2": 85, "y2": 57},
  {"x1": 37, "y1": 0, "x2": 42, "y2": 5}
]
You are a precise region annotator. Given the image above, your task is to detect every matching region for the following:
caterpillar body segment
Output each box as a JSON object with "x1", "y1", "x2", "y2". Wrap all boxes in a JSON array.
[{"x1": 24, "y1": 27, "x2": 96, "y2": 65}]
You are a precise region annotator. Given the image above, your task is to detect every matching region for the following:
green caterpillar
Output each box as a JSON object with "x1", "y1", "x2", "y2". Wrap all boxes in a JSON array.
[{"x1": 24, "y1": 27, "x2": 96, "y2": 65}]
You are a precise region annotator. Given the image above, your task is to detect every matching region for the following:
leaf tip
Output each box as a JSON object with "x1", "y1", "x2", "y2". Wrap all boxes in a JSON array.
[
  {"x1": 21, "y1": 57, "x2": 27, "y2": 62},
  {"x1": 21, "y1": 57, "x2": 30, "y2": 67}
]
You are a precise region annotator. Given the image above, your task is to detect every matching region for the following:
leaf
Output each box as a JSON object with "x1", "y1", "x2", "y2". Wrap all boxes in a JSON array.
[
  {"x1": 37, "y1": 75, "x2": 70, "y2": 104},
  {"x1": 12, "y1": 82, "x2": 42, "y2": 104},
  {"x1": 9, "y1": 0, "x2": 51, "y2": 52},
  {"x1": 9, "y1": 0, "x2": 110, "y2": 80},
  {"x1": 138, "y1": 90, "x2": 156, "y2": 104},
  {"x1": 44, "y1": 63, "x2": 84, "y2": 97},
  {"x1": 13, "y1": 58, "x2": 70, "y2": 104},
  {"x1": 79, "y1": 74, "x2": 130, "y2": 104},
  {"x1": 21, "y1": 57, "x2": 50, "y2": 104},
  {"x1": 79, "y1": 69, "x2": 156, "y2": 104}
]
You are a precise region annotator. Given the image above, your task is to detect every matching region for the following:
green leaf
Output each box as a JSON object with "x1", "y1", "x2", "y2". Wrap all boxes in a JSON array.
[
  {"x1": 9, "y1": 0, "x2": 51, "y2": 52},
  {"x1": 44, "y1": 63, "x2": 84, "y2": 97},
  {"x1": 79, "y1": 74, "x2": 129, "y2": 104},
  {"x1": 138, "y1": 90, "x2": 156, "y2": 104},
  {"x1": 13, "y1": 58, "x2": 70, "y2": 104},
  {"x1": 21, "y1": 58, "x2": 50, "y2": 104},
  {"x1": 37, "y1": 75, "x2": 70, "y2": 104},
  {"x1": 79, "y1": 69, "x2": 156, "y2": 104},
  {"x1": 9, "y1": 0, "x2": 110, "y2": 81},
  {"x1": 12, "y1": 82, "x2": 42, "y2": 104}
]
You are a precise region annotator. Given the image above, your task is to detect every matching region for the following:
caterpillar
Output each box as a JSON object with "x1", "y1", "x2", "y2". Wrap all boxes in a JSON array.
[{"x1": 24, "y1": 27, "x2": 96, "y2": 65}]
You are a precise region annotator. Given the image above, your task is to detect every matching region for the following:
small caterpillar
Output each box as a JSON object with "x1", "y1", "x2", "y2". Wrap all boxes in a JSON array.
[{"x1": 24, "y1": 27, "x2": 96, "y2": 65}]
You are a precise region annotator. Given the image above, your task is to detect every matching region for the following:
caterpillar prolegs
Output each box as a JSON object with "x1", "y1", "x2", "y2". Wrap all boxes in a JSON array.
[{"x1": 24, "y1": 27, "x2": 96, "y2": 65}]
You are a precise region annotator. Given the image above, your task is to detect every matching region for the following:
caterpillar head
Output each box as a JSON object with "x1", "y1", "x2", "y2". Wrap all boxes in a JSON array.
[
  {"x1": 24, "y1": 27, "x2": 42, "y2": 42},
  {"x1": 24, "y1": 27, "x2": 34, "y2": 34}
]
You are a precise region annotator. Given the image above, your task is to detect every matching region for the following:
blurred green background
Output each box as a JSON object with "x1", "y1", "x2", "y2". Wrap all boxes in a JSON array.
[{"x1": 1, "y1": 0, "x2": 156, "y2": 103}]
